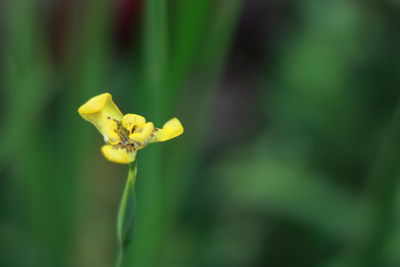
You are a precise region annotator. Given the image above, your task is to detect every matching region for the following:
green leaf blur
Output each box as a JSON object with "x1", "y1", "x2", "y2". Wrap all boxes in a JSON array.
[{"x1": 1, "y1": 1, "x2": 400, "y2": 267}]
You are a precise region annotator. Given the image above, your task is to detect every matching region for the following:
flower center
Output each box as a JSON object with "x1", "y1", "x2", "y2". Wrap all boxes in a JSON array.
[
  {"x1": 107, "y1": 117, "x2": 144, "y2": 152},
  {"x1": 115, "y1": 121, "x2": 130, "y2": 144}
]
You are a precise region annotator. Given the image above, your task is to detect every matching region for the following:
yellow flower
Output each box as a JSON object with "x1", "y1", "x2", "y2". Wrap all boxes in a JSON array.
[{"x1": 78, "y1": 93, "x2": 184, "y2": 164}]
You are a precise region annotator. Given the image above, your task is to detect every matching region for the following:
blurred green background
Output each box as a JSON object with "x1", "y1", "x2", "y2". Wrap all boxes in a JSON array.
[{"x1": 1, "y1": 0, "x2": 400, "y2": 266}]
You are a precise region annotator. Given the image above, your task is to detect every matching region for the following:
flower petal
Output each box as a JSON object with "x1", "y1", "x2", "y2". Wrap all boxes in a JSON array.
[
  {"x1": 151, "y1": 118, "x2": 184, "y2": 143},
  {"x1": 78, "y1": 93, "x2": 123, "y2": 139},
  {"x1": 129, "y1": 122, "x2": 154, "y2": 143},
  {"x1": 122, "y1": 114, "x2": 146, "y2": 132},
  {"x1": 103, "y1": 120, "x2": 120, "y2": 145},
  {"x1": 101, "y1": 145, "x2": 136, "y2": 164}
]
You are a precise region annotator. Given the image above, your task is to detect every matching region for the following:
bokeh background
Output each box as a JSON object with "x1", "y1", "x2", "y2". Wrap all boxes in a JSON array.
[{"x1": 1, "y1": 0, "x2": 400, "y2": 267}]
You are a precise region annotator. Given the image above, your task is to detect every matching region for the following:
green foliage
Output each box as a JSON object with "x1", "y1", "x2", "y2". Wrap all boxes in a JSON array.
[{"x1": 1, "y1": 0, "x2": 400, "y2": 267}]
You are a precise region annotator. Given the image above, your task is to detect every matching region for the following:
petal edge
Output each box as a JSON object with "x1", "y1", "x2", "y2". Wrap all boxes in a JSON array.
[
  {"x1": 152, "y1": 118, "x2": 184, "y2": 142},
  {"x1": 101, "y1": 145, "x2": 136, "y2": 164}
]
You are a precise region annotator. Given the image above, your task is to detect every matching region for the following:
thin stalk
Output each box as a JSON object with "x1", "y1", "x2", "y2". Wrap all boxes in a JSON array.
[
  {"x1": 116, "y1": 161, "x2": 138, "y2": 267},
  {"x1": 143, "y1": 0, "x2": 168, "y2": 121},
  {"x1": 164, "y1": 0, "x2": 212, "y2": 112},
  {"x1": 165, "y1": 0, "x2": 244, "y2": 228},
  {"x1": 123, "y1": 1, "x2": 168, "y2": 266}
]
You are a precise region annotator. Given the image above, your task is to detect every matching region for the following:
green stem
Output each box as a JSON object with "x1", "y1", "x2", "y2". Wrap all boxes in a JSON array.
[{"x1": 116, "y1": 161, "x2": 138, "y2": 267}]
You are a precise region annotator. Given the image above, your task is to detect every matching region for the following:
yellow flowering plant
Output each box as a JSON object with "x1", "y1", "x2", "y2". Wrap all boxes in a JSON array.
[
  {"x1": 78, "y1": 92, "x2": 183, "y2": 164},
  {"x1": 78, "y1": 93, "x2": 183, "y2": 266}
]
